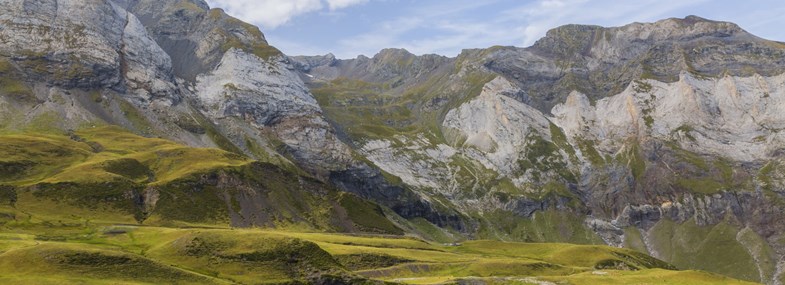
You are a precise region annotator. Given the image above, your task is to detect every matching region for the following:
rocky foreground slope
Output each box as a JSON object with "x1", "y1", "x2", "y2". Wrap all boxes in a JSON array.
[{"x1": 0, "y1": 0, "x2": 784, "y2": 283}]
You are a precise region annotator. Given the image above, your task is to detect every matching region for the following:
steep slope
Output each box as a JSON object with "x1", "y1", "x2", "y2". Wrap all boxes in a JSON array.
[
  {"x1": 0, "y1": 0, "x2": 458, "y2": 234},
  {"x1": 117, "y1": 0, "x2": 461, "y2": 229},
  {"x1": 0, "y1": 126, "x2": 401, "y2": 233},
  {"x1": 295, "y1": 16, "x2": 785, "y2": 284}
]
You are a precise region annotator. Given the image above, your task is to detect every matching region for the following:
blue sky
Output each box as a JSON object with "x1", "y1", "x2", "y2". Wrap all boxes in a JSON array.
[{"x1": 204, "y1": 0, "x2": 785, "y2": 59}]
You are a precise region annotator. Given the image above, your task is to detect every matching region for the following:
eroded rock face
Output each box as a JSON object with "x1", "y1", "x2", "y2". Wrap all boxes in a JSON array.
[
  {"x1": 444, "y1": 77, "x2": 553, "y2": 176},
  {"x1": 0, "y1": 0, "x2": 178, "y2": 102},
  {"x1": 553, "y1": 72, "x2": 785, "y2": 162},
  {"x1": 118, "y1": 0, "x2": 278, "y2": 80}
]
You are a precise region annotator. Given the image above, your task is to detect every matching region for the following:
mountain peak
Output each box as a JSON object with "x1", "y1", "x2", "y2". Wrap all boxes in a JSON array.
[{"x1": 374, "y1": 48, "x2": 415, "y2": 59}]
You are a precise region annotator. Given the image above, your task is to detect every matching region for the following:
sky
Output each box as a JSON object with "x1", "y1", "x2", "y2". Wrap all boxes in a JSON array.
[{"x1": 204, "y1": 0, "x2": 785, "y2": 59}]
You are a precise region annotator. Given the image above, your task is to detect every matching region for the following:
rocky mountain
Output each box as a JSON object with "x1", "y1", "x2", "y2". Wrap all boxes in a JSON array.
[
  {"x1": 294, "y1": 16, "x2": 785, "y2": 284},
  {"x1": 0, "y1": 0, "x2": 453, "y2": 229},
  {"x1": 0, "y1": 0, "x2": 784, "y2": 283}
]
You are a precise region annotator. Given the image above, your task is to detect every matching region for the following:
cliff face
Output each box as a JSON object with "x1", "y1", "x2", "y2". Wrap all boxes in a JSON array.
[{"x1": 2, "y1": 1, "x2": 785, "y2": 283}]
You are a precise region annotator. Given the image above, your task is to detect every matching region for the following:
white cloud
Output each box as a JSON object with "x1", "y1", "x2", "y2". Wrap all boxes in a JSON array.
[
  {"x1": 326, "y1": 0, "x2": 368, "y2": 10},
  {"x1": 206, "y1": 0, "x2": 322, "y2": 28},
  {"x1": 205, "y1": 0, "x2": 369, "y2": 29}
]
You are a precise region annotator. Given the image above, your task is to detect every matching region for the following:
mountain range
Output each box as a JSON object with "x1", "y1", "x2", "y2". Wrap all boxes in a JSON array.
[{"x1": 1, "y1": 0, "x2": 784, "y2": 284}]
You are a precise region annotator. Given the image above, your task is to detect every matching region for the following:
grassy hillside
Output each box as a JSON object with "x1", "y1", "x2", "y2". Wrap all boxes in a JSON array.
[
  {"x1": 0, "y1": 126, "x2": 401, "y2": 232},
  {"x1": 0, "y1": 125, "x2": 251, "y2": 187}
]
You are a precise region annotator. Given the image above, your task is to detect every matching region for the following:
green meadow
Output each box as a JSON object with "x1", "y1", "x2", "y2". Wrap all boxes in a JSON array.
[{"x1": 0, "y1": 223, "x2": 757, "y2": 284}]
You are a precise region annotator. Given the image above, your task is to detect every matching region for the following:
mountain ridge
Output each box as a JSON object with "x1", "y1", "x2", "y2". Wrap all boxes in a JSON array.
[{"x1": 292, "y1": 14, "x2": 785, "y2": 284}]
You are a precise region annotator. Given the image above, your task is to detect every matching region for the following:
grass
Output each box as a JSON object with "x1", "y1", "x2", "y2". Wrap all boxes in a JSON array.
[
  {"x1": 338, "y1": 192, "x2": 404, "y2": 235},
  {"x1": 576, "y1": 138, "x2": 605, "y2": 166},
  {"x1": 616, "y1": 140, "x2": 646, "y2": 180},
  {"x1": 117, "y1": 100, "x2": 153, "y2": 135},
  {"x1": 311, "y1": 68, "x2": 494, "y2": 143},
  {"x1": 647, "y1": 218, "x2": 761, "y2": 282},
  {"x1": 675, "y1": 178, "x2": 726, "y2": 194},
  {"x1": 662, "y1": 142, "x2": 748, "y2": 195},
  {"x1": 0, "y1": 155, "x2": 758, "y2": 284},
  {"x1": 13, "y1": 125, "x2": 253, "y2": 186},
  {"x1": 476, "y1": 210, "x2": 604, "y2": 244},
  {"x1": 0, "y1": 221, "x2": 755, "y2": 285},
  {"x1": 0, "y1": 243, "x2": 223, "y2": 284},
  {"x1": 191, "y1": 112, "x2": 244, "y2": 154},
  {"x1": 518, "y1": 133, "x2": 577, "y2": 184},
  {"x1": 540, "y1": 269, "x2": 756, "y2": 285},
  {"x1": 0, "y1": 57, "x2": 37, "y2": 103},
  {"x1": 0, "y1": 127, "x2": 402, "y2": 232}
]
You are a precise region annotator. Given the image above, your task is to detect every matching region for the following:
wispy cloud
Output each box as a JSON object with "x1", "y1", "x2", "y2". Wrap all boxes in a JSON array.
[
  {"x1": 325, "y1": 0, "x2": 369, "y2": 10},
  {"x1": 205, "y1": 0, "x2": 369, "y2": 29}
]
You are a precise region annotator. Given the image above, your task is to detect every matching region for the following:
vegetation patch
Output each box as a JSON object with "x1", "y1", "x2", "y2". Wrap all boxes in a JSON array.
[
  {"x1": 519, "y1": 134, "x2": 577, "y2": 184},
  {"x1": 647, "y1": 219, "x2": 760, "y2": 282},
  {"x1": 101, "y1": 158, "x2": 153, "y2": 182},
  {"x1": 577, "y1": 138, "x2": 605, "y2": 166},
  {"x1": 117, "y1": 99, "x2": 153, "y2": 135},
  {"x1": 616, "y1": 141, "x2": 646, "y2": 180},
  {"x1": 633, "y1": 80, "x2": 653, "y2": 93},
  {"x1": 476, "y1": 210, "x2": 603, "y2": 244},
  {"x1": 338, "y1": 192, "x2": 403, "y2": 235},
  {"x1": 335, "y1": 253, "x2": 414, "y2": 271}
]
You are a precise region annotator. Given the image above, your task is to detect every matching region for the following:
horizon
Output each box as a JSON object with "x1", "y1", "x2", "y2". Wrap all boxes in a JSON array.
[{"x1": 204, "y1": 0, "x2": 785, "y2": 59}]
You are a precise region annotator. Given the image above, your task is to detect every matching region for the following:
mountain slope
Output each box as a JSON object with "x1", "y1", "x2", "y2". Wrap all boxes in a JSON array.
[
  {"x1": 0, "y1": 0, "x2": 458, "y2": 232},
  {"x1": 294, "y1": 16, "x2": 785, "y2": 284},
  {"x1": 0, "y1": 126, "x2": 400, "y2": 233}
]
